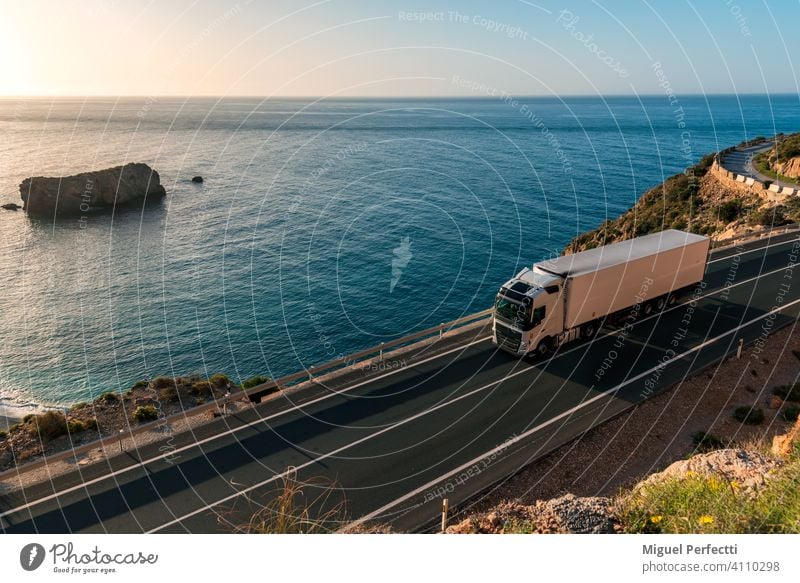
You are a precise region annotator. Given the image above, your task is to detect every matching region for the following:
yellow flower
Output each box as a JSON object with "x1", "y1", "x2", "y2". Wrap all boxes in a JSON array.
[
  {"x1": 731, "y1": 481, "x2": 741, "y2": 490},
  {"x1": 698, "y1": 515, "x2": 714, "y2": 526},
  {"x1": 686, "y1": 471, "x2": 698, "y2": 478},
  {"x1": 650, "y1": 515, "x2": 663, "y2": 524},
  {"x1": 707, "y1": 478, "x2": 722, "y2": 492}
]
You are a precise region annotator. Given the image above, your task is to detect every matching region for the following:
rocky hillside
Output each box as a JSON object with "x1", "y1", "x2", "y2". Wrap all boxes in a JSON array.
[
  {"x1": 566, "y1": 135, "x2": 800, "y2": 253},
  {"x1": 755, "y1": 133, "x2": 800, "y2": 179},
  {"x1": 446, "y1": 418, "x2": 800, "y2": 534}
]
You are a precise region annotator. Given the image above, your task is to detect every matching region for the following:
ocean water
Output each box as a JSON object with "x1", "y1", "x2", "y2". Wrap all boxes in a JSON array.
[{"x1": 1, "y1": 95, "x2": 798, "y2": 413}]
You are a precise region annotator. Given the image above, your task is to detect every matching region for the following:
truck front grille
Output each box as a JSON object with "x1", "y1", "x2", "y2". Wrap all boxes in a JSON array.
[{"x1": 494, "y1": 323, "x2": 522, "y2": 352}]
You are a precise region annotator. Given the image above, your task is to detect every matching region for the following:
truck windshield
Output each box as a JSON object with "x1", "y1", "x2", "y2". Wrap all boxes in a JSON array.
[{"x1": 494, "y1": 296, "x2": 529, "y2": 327}]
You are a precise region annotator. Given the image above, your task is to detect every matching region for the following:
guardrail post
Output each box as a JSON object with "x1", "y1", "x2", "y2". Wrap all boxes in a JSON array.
[
  {"x1": 379, "y1": 342, "x2": 384, "y2": 361},
  {"x1": 737, "y1": 338, "x2": 743, "y2": 359},
  {"x1": 441, "y1": 498, "x2": 449, "y2": 533},
  {"x1": 439, "y1": 324, "x2": 444, "y2": 340},
  {"x1": 309, "y1": 366, "x2": 315, "y2": 382},
  {"x1": 118, "y1": 429, "x2": 125, "y2": 453}
]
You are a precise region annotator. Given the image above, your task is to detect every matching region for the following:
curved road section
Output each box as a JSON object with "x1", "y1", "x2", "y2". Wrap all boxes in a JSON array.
[
  {"x1": 722, "y1": 143, "x2": 800, "y2": 190},
  {"x1": 1, "y1": 233, "x2": 800, "y2": 533}
]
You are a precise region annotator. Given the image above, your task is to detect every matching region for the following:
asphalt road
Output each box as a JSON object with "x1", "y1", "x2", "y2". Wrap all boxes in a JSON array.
[
  {"x1": 722, "y1": 143, "x2": 800, "y2": 189},
  {"x1": 1, "y1": 233, "x2": 799, "y2": 534}
]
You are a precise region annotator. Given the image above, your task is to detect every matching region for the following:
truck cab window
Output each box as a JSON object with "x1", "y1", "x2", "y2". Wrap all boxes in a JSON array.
[{"x1": 531, "y1": 306, "x2": 546, "y2": 327}]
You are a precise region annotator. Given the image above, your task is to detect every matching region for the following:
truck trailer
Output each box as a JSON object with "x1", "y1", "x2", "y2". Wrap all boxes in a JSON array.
[{"x1": 492, "y1": 229, "x2": 710, "y2": 356}]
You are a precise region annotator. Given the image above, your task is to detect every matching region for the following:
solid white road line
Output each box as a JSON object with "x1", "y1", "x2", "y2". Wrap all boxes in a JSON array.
[{"x1": 346, "y1": 294, "x2": 800, "y2": 529}]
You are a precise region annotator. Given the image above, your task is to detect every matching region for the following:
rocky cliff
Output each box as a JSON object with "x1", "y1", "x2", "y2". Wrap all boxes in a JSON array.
[{"x1": 20, "y1": 163, "x2": 166, "y2": 216}]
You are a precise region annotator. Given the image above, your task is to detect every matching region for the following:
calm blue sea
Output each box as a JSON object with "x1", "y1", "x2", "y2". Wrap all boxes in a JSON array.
[{"x1": 1, "y1": 95, "x2": 798, "y2": 413}]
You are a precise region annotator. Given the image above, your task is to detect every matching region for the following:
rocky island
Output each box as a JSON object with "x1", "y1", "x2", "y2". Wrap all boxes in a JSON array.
[{"x1": 19, "y1": 162, "x2": 166, "y2": 216}]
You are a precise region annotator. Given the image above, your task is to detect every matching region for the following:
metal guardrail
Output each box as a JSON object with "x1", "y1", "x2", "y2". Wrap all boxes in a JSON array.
[{"x1": 0, "y1": 308, "x2": 493, "y2": 480}]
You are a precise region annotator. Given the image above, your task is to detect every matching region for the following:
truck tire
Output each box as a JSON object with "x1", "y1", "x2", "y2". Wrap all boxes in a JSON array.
[
  {"x1": 535, "y1": 338, "x2": 551, "y2": 357},
  {"x1": 655, "y1": 296, "x2": 666, "y2": 311},
  {"x1": 581, "y1": 321, "x2": 597, "y2": 339},
  {"x1": 667, "y1": 293, "x2": 677, "y2": 307},
  {"x1": 643, "y1": 302, "x2": 653, "y2": 316}
]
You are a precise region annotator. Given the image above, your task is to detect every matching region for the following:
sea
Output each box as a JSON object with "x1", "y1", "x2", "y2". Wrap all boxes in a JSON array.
[{"x1": 1, "y1": 94, "x2": 798, "y2": 415}]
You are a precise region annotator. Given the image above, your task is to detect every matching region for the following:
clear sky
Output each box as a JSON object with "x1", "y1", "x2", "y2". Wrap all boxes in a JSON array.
[{"x1": 1, "y1": 0, "x2": 798, "y2": 97}]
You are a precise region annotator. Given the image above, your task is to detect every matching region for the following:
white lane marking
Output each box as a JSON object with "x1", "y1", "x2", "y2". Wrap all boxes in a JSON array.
[
  {"x1": 0, "y1": 336, "x2": 491, "y2": 522},
  {"x1": 5, "y1": 247, "x2": 793, "y2": 522},
  {"x1": 346, "y1": 294, "x2": 800, "y2": 529}
]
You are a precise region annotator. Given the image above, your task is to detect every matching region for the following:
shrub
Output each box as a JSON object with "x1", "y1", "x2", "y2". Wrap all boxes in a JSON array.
[
  {"x1": 84, "y1": 418, "x2": 99, "y2": 431},
  {"x1": 131, "y1": 380, "x2": 149, "y2": 390},
  {"x1": 242, "y1": 375, "x2": 271, "y2": 389},
  {"x1": 22, "y1": 413, "x2": 35, "y2": 423},
  {"x1": 97, "y1": 391, "x2": 118, "y2": 403},
  {"x1": 749, "y1": 206, "x2": 787, "y2": 227},
  {"x1": 67, "y1": 419, "x2": 86, "y2": 434},
  {"x1": 733, "y1": 406, "x2": 765, "y2": 425},
  {"x1": 692, "y1": 431, "x2": 725, "y2": 452},
  {"x1": 158, "y1": 386, "x2": 179, "y2": 402},
  {"x1": 773, "y1": 383, "x2": 800, "y2": 402},
  {"x1": 208, "y1": 373, "x2": 231, "y2": 388},
  {"x1": 33, "y1": 411, "x2": 69, "y2": 442},
  {"x1": 0, "y1": 430, "x2": 6, "y2": 440},
  {"x1": 781, "y1": 406, "x2": 800, "y2": 423},
  {"x1": 718, "y1": 200, "x2": 742, "y2": 223},
  {"x1": 132, "y1": 405, "x2": 159, "y2": 423},
  {"x1": 70, "y1": 402, "x2": 89, "y2": 411},
  {"x1": 153, "y1": 376, "x2": 176, "y2": 389}
]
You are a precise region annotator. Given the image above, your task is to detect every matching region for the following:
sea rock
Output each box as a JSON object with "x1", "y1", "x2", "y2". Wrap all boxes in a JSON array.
[
  {"x1": 191, "y1": 176, "x2": 204, "y2": 183},
  {"x1": 1, "y1": 202, "x2": 22, "y2": 211},
  {"x1": 19, "y1": 163, "x2": 166, "y2": 216}
]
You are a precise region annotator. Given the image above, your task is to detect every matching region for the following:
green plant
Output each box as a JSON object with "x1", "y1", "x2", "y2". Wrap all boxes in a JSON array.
[
  {"x1": 749, "y1": 206, "x2": 787, "y2": 227},
  {"x1": 32, "y1": 411, "x2": 69, "y2": 442},
  {"x1": 22, "y1": 413, "x2": 35, "y2": 423},
  {"x1": 152, "y1": 376, "x2": 175, "y2": 389},
  {"x1": 67, "y1": 419, "x2": 86, "y2": 433},
  {"x1": 131, "y1": 380, "x2": 149, "y2": 390},
  {"x1": 97, "y1": 391, "x2": 118, "y2": 403},
  {"x1": 70, "y1": 402, "x2": 89, "y2": 411},
  {"x1": 0, "y1": 430, "x2": 7, "y2": 440},
  {"x1": 84, "y1": 418, "x2": 99, "y2": 431},
  {"x1": 773, "y1": 383, "x2": 800, "y2": 402},
  {"x1": 781, "y1": 406, "x2": 800, "y2": 422},
  {"x1": 242, "y1": 375, "x2": 271, "y2": 389},
  {"x1": 208, "y1": 373, "x2": 231, "y2": 388},
  {"x1": 692, "y1": 431, "x2": 725, "y2": 452},
  {"x1": 132, "y1": 405, "x2": 158, "y2": 423},
  {"x1": 733, "y1": 406, "x2": 765, "y2": 425},
  {"x1": 718, "y1": 200, "x2": 743, "y2": 223}
]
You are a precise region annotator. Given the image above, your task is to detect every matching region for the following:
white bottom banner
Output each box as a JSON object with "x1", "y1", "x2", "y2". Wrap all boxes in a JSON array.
[{"x1": 1, "y1": 534, "x2": 797, "y2": 582}]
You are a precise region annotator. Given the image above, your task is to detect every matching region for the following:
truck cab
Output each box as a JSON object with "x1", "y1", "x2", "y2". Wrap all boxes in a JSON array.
[{"x1": 493, "y1": 266, "x2": 565, "y2": 356}]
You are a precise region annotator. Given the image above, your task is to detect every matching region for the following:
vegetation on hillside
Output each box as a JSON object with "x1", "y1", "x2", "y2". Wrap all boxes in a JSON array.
[{"x1": 566, "y1": 135, "x2": 800, "y2": 253}]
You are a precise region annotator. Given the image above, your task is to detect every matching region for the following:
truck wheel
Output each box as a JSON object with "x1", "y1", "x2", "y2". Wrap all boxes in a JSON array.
[
  {"x1": 655, "y1": 296, "x2": 666, "y2": 311},
  {"x1": 643, "y1": 302, "x2": 653, "y2": 316},
  {"x1": 582, "y1": 322, "x2": 597, "y2": 339},
  {"x1": 536, "y1": 338, "x2": 551, "y2": 357},
  {"x1": 667, "y1": 294, "x2": 677, "y2": 307}
]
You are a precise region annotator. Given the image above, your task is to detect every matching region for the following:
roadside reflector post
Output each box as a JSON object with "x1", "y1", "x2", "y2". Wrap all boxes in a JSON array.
[
  {"x1": 379, "y1": 342, "x2": 384, "y2": 361},
  {"x1": 737, "y1": 338, "x2": 744, "y2": 359},
  {"x1": 441, "y1": 498, "x2": 449, "y2": 533},
  {"x1": 439, "y1": 324, "x2": 444, "y2": 340},
  {"x1": 118, "y1": 429, "x2": 124, "y2": 453},
  {"x1": 309, "y1": 366, "x2": 314, "y2": 382}
]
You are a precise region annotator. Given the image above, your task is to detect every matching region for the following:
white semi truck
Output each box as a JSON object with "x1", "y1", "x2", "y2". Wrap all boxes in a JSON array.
[{"x1": 493, "y1": 229, "x2": 710, "y2": 356}]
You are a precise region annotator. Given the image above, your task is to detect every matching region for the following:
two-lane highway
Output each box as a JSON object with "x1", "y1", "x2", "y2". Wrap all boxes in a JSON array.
[{"x1": 2, "y1": 233, "x2": 799, "y2": 533}]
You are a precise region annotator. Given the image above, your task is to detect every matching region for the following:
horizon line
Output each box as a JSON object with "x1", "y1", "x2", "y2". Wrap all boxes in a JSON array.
[{"x1": 0, "y1": 92, "x2": 798, "y2": 100}]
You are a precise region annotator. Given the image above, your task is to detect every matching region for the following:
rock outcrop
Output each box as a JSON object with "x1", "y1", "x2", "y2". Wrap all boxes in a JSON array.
[
  {"x1": 776, "y1": 157, "x2": 800, "y2": 180},
  {"x1": 19, "y1": 163, "x2": 166, "y2": 216},
  {"x1": 445, "y1": 495, "x2": 619, "y2": 534}
]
